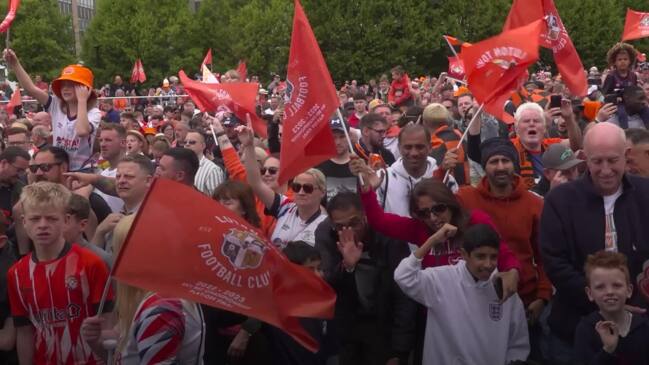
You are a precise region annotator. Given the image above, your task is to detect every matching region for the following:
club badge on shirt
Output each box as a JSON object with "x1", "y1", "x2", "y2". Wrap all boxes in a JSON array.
[{"x1": 489, "y1": 302, "x2": 503, "y2": 322}]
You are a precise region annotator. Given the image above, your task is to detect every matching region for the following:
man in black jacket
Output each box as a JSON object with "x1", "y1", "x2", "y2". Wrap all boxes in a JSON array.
[
  {"x1": 315, "y1": 192, "x2": 416, "y2": 365},
  {"x1": 540, "y1": 122, "x2": 649, "y2": 364}
]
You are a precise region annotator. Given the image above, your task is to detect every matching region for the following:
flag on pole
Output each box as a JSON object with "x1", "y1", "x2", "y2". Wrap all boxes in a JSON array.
[
  {"x1": 622, "y1": 9, "x2": 649, "y2": 42},
  {"x1": 463, "y1": 20, "x2": 544, "y2": 124},
  {"x1": 278, "y1": 0, "x2": 339, "y2": 185},
  {"x1": 202, "y1": 48, "x2": 213, "y2": 67},
  {"x1": 236, "y1": 60, "x2": 248, "y2": 82},
  {"x1": 130, "y1": 59, "x2": 146, "y2": 84},
  {"x1": 112, "y1": 179, "x2": 336, "y2": 352},
  {"x1": 5, "y1": 87, "x2": 20, "y2": 114},
  {"x1": 503, "y1": 0, "x2": 587, "y2": 97},
  {"x1": 179, "y1": 70, "x2": 267, "y2": 138},
  {"x1": 0, "y1": 0, "x2": 20, "y2": 33},
  {"x1": 202, "y1": 64, "x2": 219, "y2": 84},
  {"x1": 447, "y1": 56, "x2": 465, "y2": 80}
]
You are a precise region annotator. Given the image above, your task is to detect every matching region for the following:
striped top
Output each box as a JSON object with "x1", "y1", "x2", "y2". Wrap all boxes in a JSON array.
[{"x1": 194, "y1": 155, "x2": 225, "y2": 196}]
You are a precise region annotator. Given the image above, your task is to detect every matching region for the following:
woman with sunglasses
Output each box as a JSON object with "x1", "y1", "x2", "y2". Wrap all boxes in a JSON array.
[{"x1": 237, "y1": 123, "x2": 327, "y2": 247}]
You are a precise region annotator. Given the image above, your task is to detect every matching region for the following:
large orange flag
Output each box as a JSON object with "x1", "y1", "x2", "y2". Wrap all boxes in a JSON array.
[
  {"x1": 0, "y1": 0, "x2": 19, "y2": 33},
  {"x1": 504, "y1": 0, "x2": 587, "y2": 97},
  {"x1": 463, "y1": 20, "x2": 543, "y2": 123},
  {"x1": 179, "y1": 70, "x2": 267, "y2": 138},
  {"x1": 622, "y1": 9, "x2": 649, "y2": 42},
  {"x1": 278, "y1": 0, "x2": 338, "y2": 184},
  {"x1": 113, "y1": 179, "x2": 336, "y2": 352}
]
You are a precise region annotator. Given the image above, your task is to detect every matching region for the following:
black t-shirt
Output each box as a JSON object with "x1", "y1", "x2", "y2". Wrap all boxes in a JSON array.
[
  {"x1": 316, "y1": 160, "x2": 358, "y2": 201},
  {"x1": 0, "y1": 243, "x2": 17, "y2": 364}
]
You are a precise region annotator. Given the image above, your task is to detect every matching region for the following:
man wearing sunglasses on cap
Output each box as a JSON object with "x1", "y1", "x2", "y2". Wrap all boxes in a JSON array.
[{"x1": 316, "y1": 116, "x2": 357, "y2": 201}]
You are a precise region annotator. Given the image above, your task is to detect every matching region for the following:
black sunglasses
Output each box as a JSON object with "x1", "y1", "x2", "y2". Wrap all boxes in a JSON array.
[
  {"x1": 291, "y1": 182, "x2": 315, "y2": 194},
  {"x1": 414, "y1": 204, "x2": 449, "y2": 218},
  {"x1": 260, "y1": 167, "x2": 278, "y2": 175},
  {"x1": 29, "y1": 162, "x2": 62, "y2": 173}
]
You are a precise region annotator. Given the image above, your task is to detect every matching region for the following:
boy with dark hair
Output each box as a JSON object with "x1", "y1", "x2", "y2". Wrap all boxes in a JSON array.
[
  {"x1": 65, "y1": 194, "x2": 111, "y2": 267},
  {"x1": 575, "y1": 251, "x2": 649, "y2": 364},
  {"x1": 394, "y1": 223, "x2": 529, "y2": 364}
]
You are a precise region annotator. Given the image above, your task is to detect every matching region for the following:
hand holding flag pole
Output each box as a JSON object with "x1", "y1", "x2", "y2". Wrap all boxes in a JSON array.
[{"x1": 442, "y1": 102, "x2": 485, "y2": 184}]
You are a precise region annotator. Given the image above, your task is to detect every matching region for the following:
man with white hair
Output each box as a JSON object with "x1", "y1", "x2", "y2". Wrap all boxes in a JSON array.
[
  {"x1": 540, "y1": 122, "x2": 649, "y2": 363},
  {"x1": 467, "y1": 100, "x2": 582, "y2": 189}
]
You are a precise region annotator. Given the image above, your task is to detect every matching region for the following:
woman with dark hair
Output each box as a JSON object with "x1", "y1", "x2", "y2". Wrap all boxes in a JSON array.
[{"x1": 213, "y1": 180, "x2": 261, "y2": 228}]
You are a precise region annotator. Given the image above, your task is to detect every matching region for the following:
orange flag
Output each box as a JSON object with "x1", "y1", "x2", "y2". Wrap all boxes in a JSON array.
[
  {"x1": 202, "y1": 48, "x2": 213, "y2": 66},
  {"x1": 5, "y1": 87, "x2": 20, "y2": 114},
  {"x1": 278, "y1": 0, "x2": 338, "y2": 184},
  {"x1": 504, "y1": 0, "x2": 587, "y2": 97},
  {"x1": 236, "y1": 60, "x2": 247, "y2": 82},
  {"x1": 0, "y1": 0, "x2": 19, "y2": 33},
  {"x1": 622, "y1": 9, "x2": 649, "y2": 42},
  {"x1": 179, "y1": 70, "x2": 267, "y2": 138},
  {"x1": 113, "y1": 179, "x2": 336, "y2": 352},
  {"x1": 463, "y1": 20, "x2": 543, "y2": 124},
  {"x1": 130, "y1": 59, "x2": 146, "y2": 84},
  {"x1": 447, "y1": 56, "x2": 465, "y2": 80}
]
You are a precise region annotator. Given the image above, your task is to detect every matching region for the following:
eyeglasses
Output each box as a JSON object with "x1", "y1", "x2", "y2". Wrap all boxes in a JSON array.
[
  {"x1": 369, "y1": 127, "x2": 388, "y2": 135},
  {"x1": 291, "y1": 182, "x2": 316, "y2": 194},
  {"x1": 332, "y1": 217, "x2": 364, "y2": 232},
  {"x1": 414, "y1": 204, "x2": 449, "y2": 219},
  {"x1": 29, "y1": 162, "x2": 62, "y2": 173},
  {"x1": 185, "y1": 140, "x2": 198, "y2": 146},
  {"x1": 260, "y1": 167, "x2": 278, "y2": 175}
]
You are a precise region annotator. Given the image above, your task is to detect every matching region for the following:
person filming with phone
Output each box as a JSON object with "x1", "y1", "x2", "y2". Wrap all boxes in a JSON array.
[{"x1": 597, "y1": 85, "x2": 649, "y2": 129}]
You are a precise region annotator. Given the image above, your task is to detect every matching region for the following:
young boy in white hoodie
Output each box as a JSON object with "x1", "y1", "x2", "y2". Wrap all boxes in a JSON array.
[{"x1": 394, "y1": 223, "x2": 529, "y2": 365}]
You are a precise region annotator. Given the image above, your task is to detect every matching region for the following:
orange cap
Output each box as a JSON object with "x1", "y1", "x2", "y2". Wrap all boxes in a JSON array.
[
  {"x1": 143, "y1": 127, "x2": 157, "y2": 136},
  {"x1": 454, "y1": 86, "x2": 470, "y2": 97},
  {"x1": 51, "y1": 64, "x2": 95, "y2": 100}
]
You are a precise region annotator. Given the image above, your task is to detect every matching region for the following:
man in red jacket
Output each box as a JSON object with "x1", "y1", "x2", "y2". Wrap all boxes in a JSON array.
[
  {"x1": 456, "y1": 137, "x2": 551, "y2": 362},
  {"x1": 388, "y1": 66, "x2": 412, "y2": 110}
]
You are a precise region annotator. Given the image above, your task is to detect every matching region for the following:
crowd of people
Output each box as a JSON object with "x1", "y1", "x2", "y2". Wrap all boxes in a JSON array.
[{"x1": 0, "y1": 38, "x2": 647, "y2": 365}]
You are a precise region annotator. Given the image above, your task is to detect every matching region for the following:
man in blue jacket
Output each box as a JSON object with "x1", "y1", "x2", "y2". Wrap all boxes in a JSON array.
[{"x1": 540, "y1": 122, "x2": 649, "y2": 364}]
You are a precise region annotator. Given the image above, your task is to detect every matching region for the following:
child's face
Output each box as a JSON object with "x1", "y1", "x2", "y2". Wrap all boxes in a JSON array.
[
  {"x1": 63, "y1": 216, "x2": 87, "y2": 243},
  {"x1": 23, "y1": 206, "x2": 69, "y2": 247},
  {"x1": 461, "y1": 246, "x2": 498, "y2": 281},
  {"x1": 586, "y1": 267, "x2": 632, "y2": 314},
  {"x1": 615, "y1": 52, "x2": 630, "y2": 71},
  {"x1": 302, "y1": 258, "x2": 323, "y2": 279}
]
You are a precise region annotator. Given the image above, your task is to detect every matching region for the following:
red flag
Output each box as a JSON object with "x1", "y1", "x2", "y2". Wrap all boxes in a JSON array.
[
  {"x1": 0, "y1": 0, "x2": 19, "y2": 33},
  {"x1": 113, "y1": 179, "x2": 336, "y2": 352},
  {"x1": 463, "y1": 20, "x2": 543, "y2": 124},
  {"x1": 236, "y1": 60, "x2": 247, "y2": 82},
  {"x1": 447, "y1": 56, "x2": 465, "y2": 80},
  {"x1": 622, "y1": 9, "x2": 649, "y2": 42},
  {"x1": 5, "y1": 87, "x2": 20, "y2": 114},
  {"x1": 130, "y1": 59, "x2": 146, "y2": 84},
  {"x1": 279, "y1": 0, "x2": 338, "y2": 184},
  {"x1": 504, "y1": 0, "x2": 587, "y2": 97},
  {"x1": 202, "y1": 48, "x2": 213, "y2": 66},
  {"x1": 179, "y1": 70, "x2": 267, "y2": 138}
]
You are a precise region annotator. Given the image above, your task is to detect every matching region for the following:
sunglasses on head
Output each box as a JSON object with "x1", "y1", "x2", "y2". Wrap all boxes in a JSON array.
[
  {"x1": 29, "y1": 162, "x2": 62, "y2": 173},
  {"x1": 291, "y1": 182, "x2": 315, "y2": 194},
  {"x1": 260, "y1": 167, "x2": 278, "y2": 175},
  {"x1": 414, "y1": 204, "x2": 449, "y2": 218}
]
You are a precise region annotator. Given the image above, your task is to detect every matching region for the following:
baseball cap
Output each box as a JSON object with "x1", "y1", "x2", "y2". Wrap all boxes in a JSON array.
[
  {"x1": 542, "y1": 144, "x2": 584, "y2": 170},
  {"x1": 223, "y1": 114, "x2": 242, "y2": 127},
  {"x1": 330, "y1": 115, "x2": 347, "y2": 132}
]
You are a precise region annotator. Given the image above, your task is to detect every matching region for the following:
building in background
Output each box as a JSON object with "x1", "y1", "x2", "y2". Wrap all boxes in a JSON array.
[{"x1": 58, "y1": 0, "x2": 96, "y2": 56}]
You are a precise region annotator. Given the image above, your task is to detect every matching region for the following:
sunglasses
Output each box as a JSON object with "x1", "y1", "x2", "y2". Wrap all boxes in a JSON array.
[
  {"x1": 260, "y1": 167, "x2": 278, "y2": 175},
  {"x1": 29, "y1": 162, "x2": 62, "y2": 173},
  {"x1": 185, "y1": 140, "x2": 198, "y2": 146},
  {"x1": 414, "y1": 204, "x2": 449, "y2": 219},
  {"x1": 291, "y1": 182, "x2": 316, "y2": 194}
]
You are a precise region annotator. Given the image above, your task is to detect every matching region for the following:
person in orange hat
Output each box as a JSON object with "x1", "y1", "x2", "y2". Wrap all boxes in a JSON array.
[{"x1": 4, "y1": 49, "x2": 101, "y2": 172}]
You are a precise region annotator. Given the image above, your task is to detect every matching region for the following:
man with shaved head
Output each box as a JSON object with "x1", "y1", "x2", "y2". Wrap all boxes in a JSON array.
[
  {"x1": 31, "y1": 111, "x2": 51, "y2": 130},
  {"x1": 539, "y1": 122, "x2": 649, "y2": 363}
]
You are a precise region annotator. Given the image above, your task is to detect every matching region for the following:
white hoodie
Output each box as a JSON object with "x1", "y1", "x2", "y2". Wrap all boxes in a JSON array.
[
  {"x1": 394, "y1": 254, "x2": 530, "y2": 365},
  {"x1": 376, "y1": 156, "x2": 439, "y2": 217}
]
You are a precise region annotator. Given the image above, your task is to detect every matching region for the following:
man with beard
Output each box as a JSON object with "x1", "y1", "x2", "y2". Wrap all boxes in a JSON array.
[
  {"x1": 353, "y1": 113, "x2": 395, "y2": 169},
  {"x1": 601, "y1": 85, "x2": 649, "y2": 129},
  {"x1": 457, "y1": 137, "x2": 551, "y2": 362}
]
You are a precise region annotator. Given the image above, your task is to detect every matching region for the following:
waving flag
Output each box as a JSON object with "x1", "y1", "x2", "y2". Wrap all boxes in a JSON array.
[
  {"x1": 504, "y1": 0, "x2": 587, "y2": 97},
  {"x1": 622, "y1": 9, "x2": 649, "y2": 42},
  {"x1": 0, "y1": 0, "x2": 19, "y2": 33},
  {"x1": 202, "y1": 64, "x2": 219, "y2": 84},
  {"x1": 447, "y1": 56, "x2": 465, "y2": 80},
  {"x1": 202, "y1": 48, "x2": 213, "y2": 67},
  {"x1": 278, "y1": 0, "x2": 339, "y2": 184},
  {"x1": 463, "y1": 20, "x2": 543, "y2": 123},
  {"x1": 5, "y1": 87, "x2": 20, "y2": 114},
  {"x1": 236, "y1": 60, "x2": 248, "y2": 82},
  {"x1": 113, "y1": 179, "x2": 336, "y2": 352},
  {"x1": 179, "y1": 70, "x2": 266, "y2": 137},
  {"x1": 130, "y1": 59, "x2": 146, "y2": 84}
]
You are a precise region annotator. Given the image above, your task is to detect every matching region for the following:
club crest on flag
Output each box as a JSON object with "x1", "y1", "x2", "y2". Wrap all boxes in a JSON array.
[
  {"x1": 283, "y1": 79, "x2": 295, "y2": 105},
  {"x1": 221, "y1": 228, "x2": 267, "y2": 270},
  {"x1": 545, "y1": 14, "x2": 561, "y2": 41},
  {"x1": 489, "y1": 302, "x2": 503, "y2": 321},
  {"x1": 641, "y1": 14, "x2": 649, "y2": 28}
]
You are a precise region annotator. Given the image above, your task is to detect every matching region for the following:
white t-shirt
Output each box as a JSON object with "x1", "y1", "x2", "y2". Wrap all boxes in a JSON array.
[
  {"x1": 268, "y1": 194, "x2": 326, "y2": 248},
  {"x1": 603, "y1": 187, "x2": 623, "y2": 252},
  {"x1": 46, "y1": 96, "x2": 101, "y2": 171},
  {"x1": 95, "y1": 167, "x2": 124, "y2": 213}
]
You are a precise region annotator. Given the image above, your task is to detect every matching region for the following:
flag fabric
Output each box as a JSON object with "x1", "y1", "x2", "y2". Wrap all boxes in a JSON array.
[
  {"x1": 622, "y1": 9, "x2": 649, "y2": 42},
  {"x1": 113, "y1": 179, "x2": 336, "y2": 352},
  {"x1": 130, "y1": 59, "x2": 146, "y2": 84},
  {"x1": 442, "y1": 34, "x2": 472, "y2": 58},
  {"x1": 202, "y1": 48, "x2": 213, "y2": 66},
  {"x1": 0, "y1": 0, "x2": 19, "y2": 33},
  {"x1": 179, "y1": 70, "x2": 266, "y2": 138},
  {"x1": 278, "y1": 0, "x2": 339, "y2": 184},
  {"x1": 463, "y1": 20, "x2": 544, "y2": 124},
  {"x1": 447, "y1": 56, "x2": 465, "y2": 80},
  {"x1": 5, "y1": 87, "x2": 20, "y2": 114},
  {"x1": 236, "y1": 60, "x2": 247, "y2": 82},
  {"x1": 503, "y1": 0, "x2": 587, "y2": 97},
  {"x1": 202, "y1": 64, "x2": 219, "y2": 84}
]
